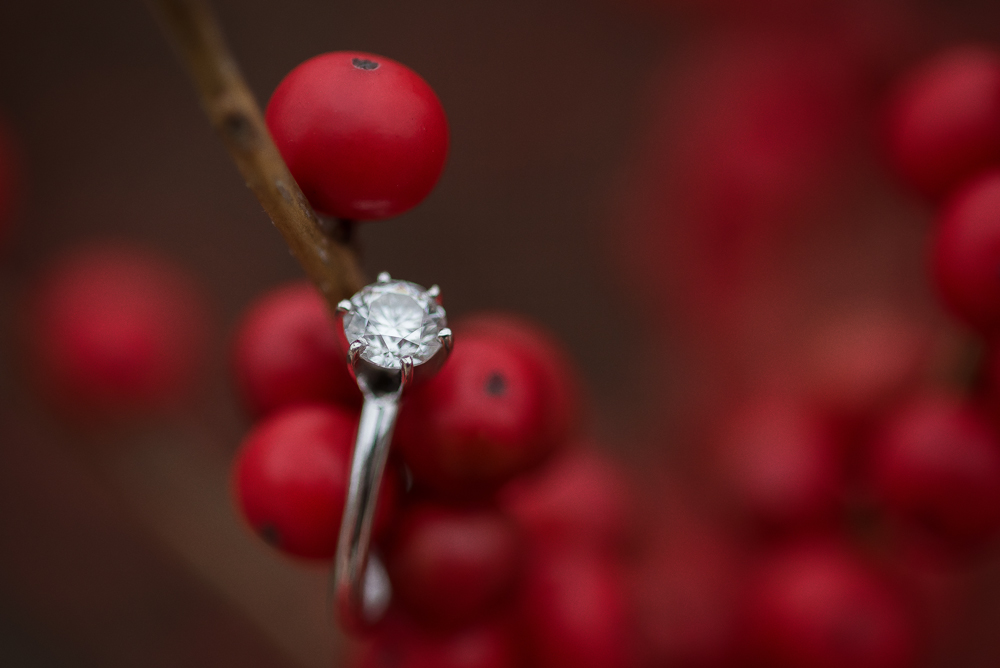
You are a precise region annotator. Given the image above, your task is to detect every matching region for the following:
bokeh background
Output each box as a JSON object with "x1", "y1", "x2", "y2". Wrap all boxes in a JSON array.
[{"x1": 2, "y1": 0, "x2": 1000, "y2": 666}]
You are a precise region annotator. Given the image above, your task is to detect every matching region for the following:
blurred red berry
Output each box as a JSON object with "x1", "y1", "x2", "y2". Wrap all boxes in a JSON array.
[
  {"x1": 743, "y1": 541, "x2": 916, "y2": 668},
  {"x1": 456, "y1": 312, "x2": 582, "y2": 443},
  {"x1": 385, "y1": 502, "x2": 522, "y2": 630},
  {"x1": 884, "y1": 47, "x2": 1000, "y2": 201},
  {"x1": 799, "y1": 307, "x2": 931, "y2": 425},
  {"x1": 931, "y1": 170, "x2": 1000, "y2": 333},
  {"x1": 616, "y1": 33, "x2": 853, "y2": 335},
  {"x1": 232, "y1": 281, "x2": 360, "y2": 418},
  {"x1": 357, "y1": 615, "x2": 518, "y2": 668},
  {"x1": 233, "y1": 404, "x2": 398, "y2": 561},
  {"x1": 24, "y1": 242, "x2": 210, "y2": 423},
  {"x1": 868, "y1": 395, "x2": 1000, "y2": 553},
  {"x1": 630, "y1": 507, "x2": 743, "y2": 668},
  {"x1": 671, "y1": 39, "x2": 849, "y2": 236},
  {"x1": 266, "y1": 51, "x2": 449, "y2": 221},
  {"x1": 519, "y1": 549, "x2": 633, "y2": 668},
  {"x1": 394, "y1": 331, "x2": 558, "y2": 497},
  {"x1": 499, "y1": 448, "x2": 633, "y2": 556},
  {"x1": 713, "y1": 396, "x2": 843, "y2": 531}
]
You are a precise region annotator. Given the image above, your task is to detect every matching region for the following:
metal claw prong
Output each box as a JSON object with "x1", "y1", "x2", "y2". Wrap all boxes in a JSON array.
[
  {"x1": 438, "y1": 328, "x2": 453, "y2": 355},
  {"x1": 427, "y1": 284, "x2": 441, "y2": 299},
  {"x1": 400, "y1": 356, "x2": 414, "y2": 389},
  {"x1": 377, "y1": 272, "x2": 391, "y2": 283},
  {"x1": 337, "y1": 299, "x2": 353, "y2": 314},
  {"x1": 348, "y1": 340, "x2": 366, "y2": 366}
]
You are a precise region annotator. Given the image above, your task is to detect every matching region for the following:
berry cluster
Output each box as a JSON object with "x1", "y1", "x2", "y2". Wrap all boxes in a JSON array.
[
  {"x1": 612, "y1": 12, "x2": 1000, "y2": 665},
  {"x1": 880, "y1": 46, "x2": 1000, "y2": 557},
  {"x1": 229, "y1": 279, "x2": 640, "y2": 666}
]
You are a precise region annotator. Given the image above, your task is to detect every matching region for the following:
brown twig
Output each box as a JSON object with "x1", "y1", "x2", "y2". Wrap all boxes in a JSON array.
[{"x1": 148, "y1": 0, "x2": 366, "y2": 305}]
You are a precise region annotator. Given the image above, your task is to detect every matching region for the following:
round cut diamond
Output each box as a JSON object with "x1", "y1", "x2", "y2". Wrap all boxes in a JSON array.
[{"x1": 343, "y1": 279, "x2": 447, "y2": 370}]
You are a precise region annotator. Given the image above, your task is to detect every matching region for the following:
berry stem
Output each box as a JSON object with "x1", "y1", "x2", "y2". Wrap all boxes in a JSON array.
[{"x1": 148, "y1": 0, "x2": 366, "y2": 304}]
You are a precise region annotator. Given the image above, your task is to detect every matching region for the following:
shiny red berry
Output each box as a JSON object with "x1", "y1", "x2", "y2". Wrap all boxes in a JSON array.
[
  {"x1": 357, "y1": 615, "x2": 518, "y2": 668},
  {"x1": 232, "y1": 281, "x2": 360, "y2": 418},
  {"x1": 931, "y1": 170, "x2": 1000, "y2": 333},
  {"x1": 385, "y1": 502, "x2": 522, "y2": 630},
  {"x1": 884, "y1": 47, "x2": 1000, "y2": 200},
  {"x1": 266, "y1": 51, "x2": 449, "y2": 221},
  {"x1": 744, "y1": 541, "x2": 916, "y2": 668},
  {"x1": 519, "y1": 549, "x2": 633, "y2": 668},
  {"x1": 712, "y1": 396, "x2": 843, "y2": 531},
  {"x1": 394, "y1": 331, "x2": 556, "y2": 497},
  {"x1": 456, "y1": 312, "x2": 582, "y2": 444},
  {"x1": 24, "y1": 242, "x2": 210, "y2": 423},
  {"x1": 868, "y1": 395, "x2": 1000, "y2": 552},
  {"x1": 233, "y1": 404, "x2": 397, "y2": 561}
]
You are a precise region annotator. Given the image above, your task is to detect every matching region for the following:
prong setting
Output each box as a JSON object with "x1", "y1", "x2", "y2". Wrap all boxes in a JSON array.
[
  {"x1": 348, "y1": 340, "x2": 366, "y2": 366},
  {"x1": 438, "y1": 328, "x2": 453, "y2": 355},
  {"x1": 337, "y1": 299, "x2": 353, "y2": 314},
  {"x1": 377, "y1": 271, "x2": 391, "y2": 283},
  {"x1": 400, "y1": 356, "x2": 414, "y2": 389}
]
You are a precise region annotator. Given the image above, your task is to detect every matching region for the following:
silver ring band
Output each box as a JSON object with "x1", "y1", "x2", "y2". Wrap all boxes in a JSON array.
[{"x1": 332, "y1": 393, "x2": 398, "y2": 631}]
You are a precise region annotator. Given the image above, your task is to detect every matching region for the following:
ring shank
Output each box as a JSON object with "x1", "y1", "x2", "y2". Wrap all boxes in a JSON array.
[{"x1": 332, "y1": 394, "x2": 399, "y2": 632}]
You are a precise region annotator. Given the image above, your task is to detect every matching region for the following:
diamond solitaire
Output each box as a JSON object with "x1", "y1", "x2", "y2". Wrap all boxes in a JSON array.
[{"x1": 339, "y1": 273, "x2": 449, "y2": 371}]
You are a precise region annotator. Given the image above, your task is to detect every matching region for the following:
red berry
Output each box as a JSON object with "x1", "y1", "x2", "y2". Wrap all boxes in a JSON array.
[
  {"x1": 799, "y1": 307, "x2": 931, "y2": 425},
  {"x1": 456, "y1": 312, "x2": 582, "y2": 443},
  {"x1": 884, "y1": 47, "x2": 1000, "y2": 200},
  {"x1": 232, "y1": 281, "x2": 360, "y2": 418},
  {"x1": 266, "y1": 51, "x2": 449, "y2": 221},
  {"x1": 385, "y1": 502, "x2": 522, "y2": 630},
  {"x1": 743, "y1": 541, "x2": 916, "y2": 668},
  {"x1": 233, "y1": 404, "x2": 397, "y2": 561},
  {"x1": 616, "y1": 34, "x2": 852, "y2": 334},
  {"x1": 712, "y1": 396, "x2": 843, "y2": 531},
  {"x1": 931, "y1": 170, "x2": 1000, "y2": 333},
  {"x1": 24, "y1": 242, "x2": 210, "y2": 423},
  {"x1": 394, "y1": 331, "x2": 556, "y2": 497},
  {"x1": 499, "y1": 448, "x2": 633, "y2": 556},
  {"x1": 868, "y1": 395, "x2": 1000, "y2": 552},
  {"x1": 630, "y1": 511, "x2": 743, "y2": 668},
  {"x1": 519, "y1": 549, "x2": 633, "y2": 668},
  {"x1": 357, "y1": 615, "x2": 518, "y2": 668}
]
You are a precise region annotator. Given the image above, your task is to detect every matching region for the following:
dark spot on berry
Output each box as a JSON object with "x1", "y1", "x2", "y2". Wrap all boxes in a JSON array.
[
  {"x1": 259, "y1": 524, "x2": 281, "y2": 546},
  {"x1": 352, "y1": 58, "x2": 380, "y2": 70},
  {"x1": 485, "y1": 372, "x2": 507, "y2": 396}
]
